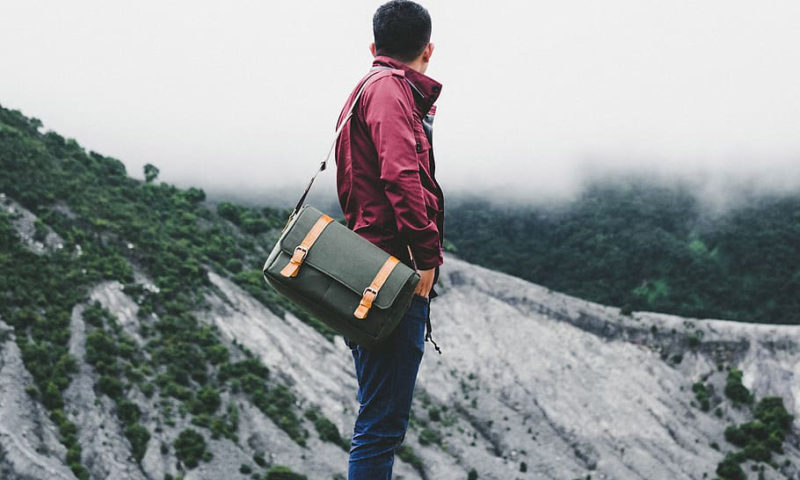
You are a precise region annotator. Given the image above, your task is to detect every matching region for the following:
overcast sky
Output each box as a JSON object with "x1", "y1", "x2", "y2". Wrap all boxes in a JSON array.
[{"x1": 1, "y1": 0, "x2": 799, "y2": 205}]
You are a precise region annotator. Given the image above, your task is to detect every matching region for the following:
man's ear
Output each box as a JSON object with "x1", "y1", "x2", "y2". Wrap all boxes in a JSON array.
[
  {"x1": 369, "y1": 42, "x2": 377, "y2": 57},
  {"x1": 422, "y1": 43, "x2": 434, "y2": 62}
]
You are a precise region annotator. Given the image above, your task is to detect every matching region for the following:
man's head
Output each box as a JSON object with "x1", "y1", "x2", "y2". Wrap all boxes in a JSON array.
[{"x1": 371, "y1": 0, "x2": 434, "y2": 73}]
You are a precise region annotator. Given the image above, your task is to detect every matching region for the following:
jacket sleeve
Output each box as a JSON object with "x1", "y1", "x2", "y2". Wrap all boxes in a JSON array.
[{"x1": 362, "y1": 78, "x2": 443, "y2": 270}]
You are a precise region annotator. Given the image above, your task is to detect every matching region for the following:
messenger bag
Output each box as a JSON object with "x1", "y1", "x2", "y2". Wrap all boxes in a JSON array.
[{"x1": 262, "y1": 67, "x2": 421, "y2": 350}]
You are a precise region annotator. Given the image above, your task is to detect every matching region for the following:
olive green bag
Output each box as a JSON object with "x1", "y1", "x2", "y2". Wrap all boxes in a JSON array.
[{"x1": 262, "y1": 68, "x2": 420, "y2": 350}]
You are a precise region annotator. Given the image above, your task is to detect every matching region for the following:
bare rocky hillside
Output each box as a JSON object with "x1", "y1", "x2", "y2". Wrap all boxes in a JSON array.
[{"x1": 2, "y1": 249, "x2": 798, "y2": 480}]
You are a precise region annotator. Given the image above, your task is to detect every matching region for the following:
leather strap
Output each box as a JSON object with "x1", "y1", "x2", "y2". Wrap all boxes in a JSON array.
[
  {"x1": 280, "y1": 214, "x2": 334, "y2": 277},
  {"x1": 354, "y1": 256, "x2": 400, "y2": 319},
  {"x1": 287, "y1": 66, "x2": 393, "y2": 224}
]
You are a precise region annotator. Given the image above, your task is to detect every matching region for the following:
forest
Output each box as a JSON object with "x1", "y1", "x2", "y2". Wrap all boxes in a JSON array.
[{"x1": 445, "y1": 184, "x2": 800, "y2": 325}]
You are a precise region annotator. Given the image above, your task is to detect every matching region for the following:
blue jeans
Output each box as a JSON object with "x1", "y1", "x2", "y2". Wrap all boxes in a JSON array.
[{"x1": 345, "y1": 293, "x2": 429, "y2": 480}]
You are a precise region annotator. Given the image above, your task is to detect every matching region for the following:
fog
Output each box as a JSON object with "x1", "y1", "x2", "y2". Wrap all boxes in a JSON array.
[{"x1": 1, "y1": 0, "x2": 799, "y2": 207}]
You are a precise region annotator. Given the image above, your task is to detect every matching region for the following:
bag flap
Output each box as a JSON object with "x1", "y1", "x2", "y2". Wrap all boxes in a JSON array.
[{"x1": 278, "y1": 206, "x2": 415, "y2": 309}]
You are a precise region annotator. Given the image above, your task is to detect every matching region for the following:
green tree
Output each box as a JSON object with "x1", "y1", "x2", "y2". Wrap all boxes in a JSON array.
[
  {"x1": 313, "y1": 416, "x2": 348, "y2": 450},
  {"x1": 174, "y1": 429, "x2": 207, "y2": 469},
  {"x1": 716, "y1": 452, "x2": 745, "y2": 480},
  {"x1": 265, "y1": 465, "x2": 308, "y2": 480},
  {"x1": 125, "y1": 423, "x2": 150, "y2": 462},
  {"x1": 144, "y1": 163, "x2": 159, "y2": 183},
  {"x1": 191, "y1": 386, "x2": 221, "y2": 415},
  {"x1": 724, "y1": 370, "x2": 752, "y2": 405}
]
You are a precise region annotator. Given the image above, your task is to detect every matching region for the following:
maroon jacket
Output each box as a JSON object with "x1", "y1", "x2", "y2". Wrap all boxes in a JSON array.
[{"x1": 334, "y1": 55, "x2": 445, "y2": 296}]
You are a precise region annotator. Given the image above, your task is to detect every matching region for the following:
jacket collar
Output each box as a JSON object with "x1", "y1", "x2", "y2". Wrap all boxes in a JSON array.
[{"x1": 372, "y1": 55, "x2": 442, "y2": 115}]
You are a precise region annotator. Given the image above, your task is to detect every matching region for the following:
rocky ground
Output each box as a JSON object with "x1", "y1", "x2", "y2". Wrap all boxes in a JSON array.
[{"x1": 1, "y1": 232, "x2": 799, "y2": 479}]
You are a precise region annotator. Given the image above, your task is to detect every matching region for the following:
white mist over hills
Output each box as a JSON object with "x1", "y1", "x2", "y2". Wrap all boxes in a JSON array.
[{"x1": 1, "y1": 0, "x2": 799, "y2": 204}]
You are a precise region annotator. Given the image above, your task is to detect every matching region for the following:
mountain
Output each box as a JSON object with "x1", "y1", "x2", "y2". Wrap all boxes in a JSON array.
[
  {"x1": 1, "y1": 104, "x2": 798, "y2": 480},
  {"x1": 444, "y1": 186, "x2": 800, "y2": 325}
]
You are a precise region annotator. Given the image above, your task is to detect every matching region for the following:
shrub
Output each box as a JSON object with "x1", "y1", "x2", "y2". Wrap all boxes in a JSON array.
[
  {"x1": 218, "y1": 358, "x2": 269, "y2": 382},
  {"x1": 184, "y1": 187, "x2": 205, "y2": 203},
  {"x1": 70, "y1": 463, "x2": 90, "y2": 480},
  {"x1": 397, "y1": 445, "x2": 424, "y2": 476},
  {"x1": 66, "y1": 444, "x2": 82, "y2": 464},
  {"x1": 249, "y1": 385, "x2": 307, "y2": 446},
  {"x1": 117, "y1": 399, "x2": 141, "y2": 424},
  {"x1": 203, "y1": 344, "x2": 228, "y2": 365},
  {"x1": 144, "y1": 163, "x2": 159, "y2": 183},
  {"x1": 217, "y1": 202, "x2": 242, "y2": 224},
  {"x1": 241, "y1": 217, "x2": 269, "y2": 234},
  {"x1": 42, "y1": 381, "x2": 63, "y2": 409},
  {"x1": 314, "y1": 416, "x2": 348, "y2": 450},
  {"x1": 724, "y1": 425, "x2": 748, "y2": 447},
  {"x1": 716, "y1": 452, "x2": 745, "y2": 480},
  {"x1": 190, "y1": 386, "x2": 221, "y2": 415},
  {"x1": 754, "y1": 396, "x2": 793, "y2": 430},
  {"x1": 724, "y1": 370, "x2": 752, "y2": 405},
  {"x1": 140, "y1": 382, "x2": 155, "y2": 398},
  {"x1": 742, "y1": 442, "x2": 771, "y2": 462},
  {"x1": 265, "y1": 465, "x2": 308, "y2": 480},
  {"x1": 125, "y1": 423, "x2": 150, "y2": 462},
  {"x1": 718, "y1": 395, "x2": 793, "y2": 476},
  {"x1": 419, "y1": 428, "x2": 441, "y2": 446},
  {"x1": 225, "y1": 258, "x2": 243, "y2": 273},
  {"x1": 173, "y1": 429, "x2": 207, "y2": 469},
  {"x1": 96, "y1": 375, "x2": 124, "y2": 401},
  {"x1": 428, "y1": 407, "x2": 441, "y2": 422},
  {"x1": 688, "y1": 331, "x2": 703, "y2": 349},
  {"x1": 33, "y1": 218, "x2": 48, "y2": 242},
  {"x1": 304, "y1": 408, "x2": 318, "y2": 421},
  {"x1": 691, "y1": 381, "x2": 711, "y2": 411}
]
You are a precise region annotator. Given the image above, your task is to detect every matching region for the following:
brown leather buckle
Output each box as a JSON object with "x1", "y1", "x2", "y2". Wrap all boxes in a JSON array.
[
  {"x1": 354, "y1": 287, "x2": 378, "y2": 319},
  {"x1": 353, "y1": 257, "x2": 401, "y2": 319},
  {"x1": 291, "y1": 245, "x2": 308, "y2": 262},
  {"x1": 363, "y1": 286, "x2": 378, "y2": 298},
  {"x1": 279, "y1": 214, "x2": 333, "y2": 278}
]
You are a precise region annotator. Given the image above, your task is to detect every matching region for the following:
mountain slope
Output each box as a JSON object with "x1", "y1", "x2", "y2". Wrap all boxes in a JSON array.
[
  {"x1": 1, "y1": 104, "x2": 798, "y2": 480},
  {"x1": 3, "y1": 226, "x2": 799, "y2": 479},
  {"x1": 445, "y1": 189, "x2": 800, "y2": 325},
  {"x1": 2, "y1": 192, "x2": 798, "y2": 479}
]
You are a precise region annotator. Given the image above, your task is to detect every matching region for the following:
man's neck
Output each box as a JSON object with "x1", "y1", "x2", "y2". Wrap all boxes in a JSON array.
[
  {"x1": 403, "y1": 58, "x2": 427, "y2": 74},
  {"x1": 376, "y1": 54, "x2": 427, "y2": 75}
]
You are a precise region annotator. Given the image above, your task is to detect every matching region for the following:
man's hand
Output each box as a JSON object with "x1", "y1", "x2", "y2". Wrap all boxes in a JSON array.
[{"x1": 413, "y1": 267, "x2": 436, "y2": 298}]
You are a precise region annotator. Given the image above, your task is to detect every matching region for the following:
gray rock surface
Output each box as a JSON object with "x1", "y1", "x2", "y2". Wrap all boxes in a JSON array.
[
  {"x1": 414, "y1": 258, "x2": 800, "y2": 480},
  {"x1": 63, "y1": 301, "x2": 148, "y2": 480},
  {"x1": 0, "y1": 320, "x2": 75, "y2": 480},
  {"x1": 1, "y1": 196, "x2": 64, "y2": 255}
]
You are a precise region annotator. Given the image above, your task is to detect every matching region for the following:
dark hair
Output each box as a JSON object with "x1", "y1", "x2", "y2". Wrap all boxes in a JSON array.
[{"x1": 373, "y1": 1, "x2": 431, "y2": 62}]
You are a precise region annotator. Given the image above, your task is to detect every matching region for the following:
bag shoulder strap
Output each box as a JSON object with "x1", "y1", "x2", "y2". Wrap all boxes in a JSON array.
[{"x1": 289, "y1": 66, "x2": 394, "y2": 219}]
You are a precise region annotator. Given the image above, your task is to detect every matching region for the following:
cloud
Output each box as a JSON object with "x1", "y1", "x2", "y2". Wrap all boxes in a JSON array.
[{"x1": 1, "y1": 0, "x2": 798, "y2": 204}]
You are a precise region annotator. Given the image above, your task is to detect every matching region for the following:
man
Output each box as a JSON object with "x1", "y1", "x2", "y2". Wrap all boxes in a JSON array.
[{"x1": 333, "y1": 1, "x2": 444, "y2": 478}]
